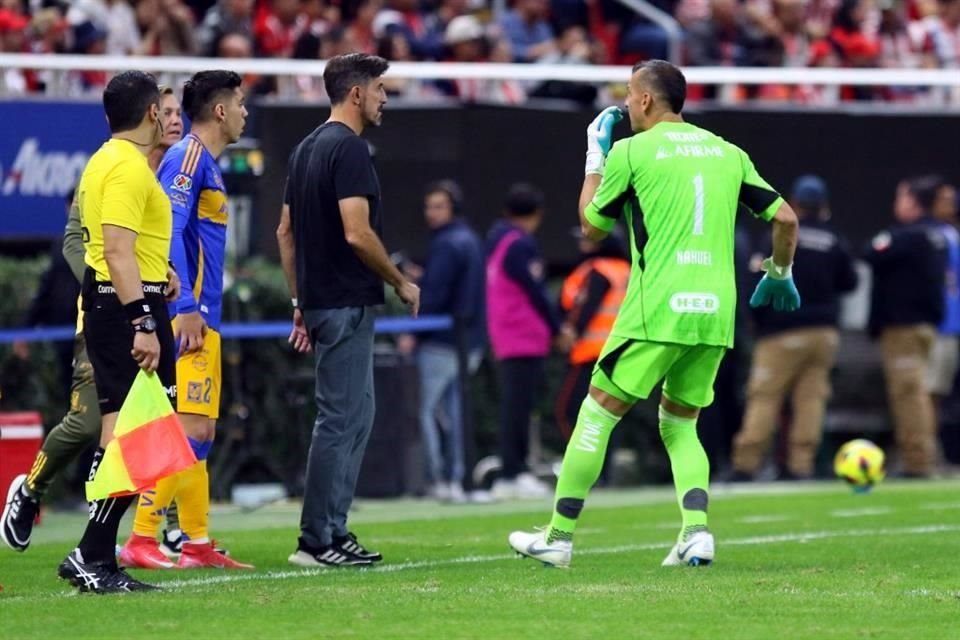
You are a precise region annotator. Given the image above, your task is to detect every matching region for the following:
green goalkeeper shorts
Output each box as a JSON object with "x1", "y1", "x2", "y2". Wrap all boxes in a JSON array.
[{"x1": 591, "y1": 336, "x2": 727, "y2": 408}]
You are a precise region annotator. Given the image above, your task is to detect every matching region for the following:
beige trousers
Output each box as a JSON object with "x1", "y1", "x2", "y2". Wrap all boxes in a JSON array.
[
  {"x1": 733, "y1": 327, "x2": 840, "y2": 476},
  {"x1": 880, "y1": 325, "x2": 937, "y2": 475}
]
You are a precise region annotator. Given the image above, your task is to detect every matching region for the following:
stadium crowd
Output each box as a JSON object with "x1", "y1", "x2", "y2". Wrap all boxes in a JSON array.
[{"x1": 2, "y1": 0, "x2": 960, "y2": 102}]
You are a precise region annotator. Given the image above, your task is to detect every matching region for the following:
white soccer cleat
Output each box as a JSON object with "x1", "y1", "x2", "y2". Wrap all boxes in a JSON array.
[
  {"x1": 508, "y1": 529, "x2": 572, "y2": 568},
  {"x1": 662, "y1": 530, "x2": 715, "y2": 567}
]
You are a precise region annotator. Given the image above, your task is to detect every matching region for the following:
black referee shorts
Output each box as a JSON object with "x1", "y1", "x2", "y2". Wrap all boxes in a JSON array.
[{"x1": 81, "y1": 269, "x2": 176, "y2": 415}]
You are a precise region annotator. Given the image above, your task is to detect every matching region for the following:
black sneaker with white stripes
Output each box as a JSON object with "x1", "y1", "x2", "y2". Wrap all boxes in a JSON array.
[
  {"x1": 159, "y1": 528, "x2": 230, "y2": 559},
  {"x1": 1, "y1": 474, "x2": 39, "y2": 552},
  {"x1": 58, "y1": 549, "x2": 160, "y2": 594},
  {"x1": 287, "y1": 538, "x2": 374, "y2": 568},
  {"x1": 159, "y1": 528, "x2": 182, "y2": 559},
  {"x1": 334, "y1": 532, "x2": 382, "y2": 563}
]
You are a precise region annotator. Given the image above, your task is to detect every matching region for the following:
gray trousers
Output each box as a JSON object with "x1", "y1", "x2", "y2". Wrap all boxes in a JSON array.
[{"x1": 299, "y1": 306, "x2": 376, "y2": 548}]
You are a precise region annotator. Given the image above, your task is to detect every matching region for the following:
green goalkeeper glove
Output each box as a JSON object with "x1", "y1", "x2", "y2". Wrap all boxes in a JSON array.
[{"x1": 749, "y1": 257, "x2": 801, "y2": 311}]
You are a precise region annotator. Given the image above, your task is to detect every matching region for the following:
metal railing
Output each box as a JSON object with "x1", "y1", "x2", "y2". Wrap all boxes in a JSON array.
[{"x1": 2, "y1": 54, "x2": 960, "y2": 87}]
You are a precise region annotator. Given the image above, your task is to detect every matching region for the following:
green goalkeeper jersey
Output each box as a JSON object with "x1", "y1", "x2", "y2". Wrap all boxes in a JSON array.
[{"x1": 584, "y1": 120, "x2": 783, "y2": 348}]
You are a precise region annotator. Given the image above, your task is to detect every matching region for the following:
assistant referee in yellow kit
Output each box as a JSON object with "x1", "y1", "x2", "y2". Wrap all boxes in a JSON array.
[{"x1": 57, "y1": 70, "x2": 179, "y2": 594}]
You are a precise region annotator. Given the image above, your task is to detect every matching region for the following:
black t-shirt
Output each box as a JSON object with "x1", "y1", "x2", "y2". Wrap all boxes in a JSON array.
[
  {"x1": 286, "y1": 121, "x2": 384, "y2": 310},
  {"x1": 864, "y1": 218, "x2": 946, "y2": 336},
  {"x1": 751, "y1": 219, "x2": 859, "y2": 336}
]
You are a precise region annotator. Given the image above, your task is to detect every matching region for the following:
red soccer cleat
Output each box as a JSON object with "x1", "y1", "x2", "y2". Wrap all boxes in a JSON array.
[
  {"x1": 177, "y1": 542, "x2": 254, "y2": 569},
  {"x1": 118, "y1": 534, "x2": 177, "y2": 569}
]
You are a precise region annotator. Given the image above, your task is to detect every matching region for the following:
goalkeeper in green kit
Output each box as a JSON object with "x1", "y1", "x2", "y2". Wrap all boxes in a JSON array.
[{"x1": 509, "y1": 60, "x2": 800, "y2": 568}]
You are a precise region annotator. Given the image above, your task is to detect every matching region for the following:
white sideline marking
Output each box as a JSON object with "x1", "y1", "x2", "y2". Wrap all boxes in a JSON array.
[
  {"x1": 4, "y1": 524, "x2": 957, "y2": 603},
  {"x1": 829, "y1": 507, "x2": 894, "y2": 518},
  {"x1": 158, "y1": 523, "x2": 960, "y2": 590},
  {"x1": 919, "y1": 502, "x2": 960, "y2": 511},
  {"x1": 737, "y1": 515, "x2": 792, "y2": 524}
]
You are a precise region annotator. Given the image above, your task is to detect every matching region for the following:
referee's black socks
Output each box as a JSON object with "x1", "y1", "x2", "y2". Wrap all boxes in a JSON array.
[{"x1": 76, "y1": 448, "x2": 136, "y2": 565}]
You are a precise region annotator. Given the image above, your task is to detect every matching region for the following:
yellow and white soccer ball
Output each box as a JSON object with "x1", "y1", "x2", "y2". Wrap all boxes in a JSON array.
[{"x1": 834, "y1": 439, "x2": 886, "y2": 492}]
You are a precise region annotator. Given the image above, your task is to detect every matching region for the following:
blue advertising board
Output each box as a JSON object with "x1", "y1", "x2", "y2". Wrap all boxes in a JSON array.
[{"x1": 0, "y1": 100, "x2": 109, "y2": 237}]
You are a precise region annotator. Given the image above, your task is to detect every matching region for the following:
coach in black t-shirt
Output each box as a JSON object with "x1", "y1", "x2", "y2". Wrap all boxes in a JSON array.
[{"x1": 277, "y1": 53, "x2": 420, "y2": 567}]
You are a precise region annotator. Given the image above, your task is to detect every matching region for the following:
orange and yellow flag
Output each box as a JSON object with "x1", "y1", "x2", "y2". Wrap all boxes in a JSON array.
[{"x1": 85, "y1": 370, "x2": 196, "y2": 501}]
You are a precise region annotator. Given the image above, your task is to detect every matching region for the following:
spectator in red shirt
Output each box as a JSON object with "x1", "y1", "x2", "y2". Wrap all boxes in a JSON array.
[
  {"x1": 0, "y1": 10, "x2": 30, "y2": 94},
  {"x1": 811, "y1": 0, "x2": 881, "y2": 67},
  {"x1": 810, "y1": 0, "x2": 881, "y2": 98},
  {"x1": 254, "y1": 0, "x2": 306, "y2": 57}
]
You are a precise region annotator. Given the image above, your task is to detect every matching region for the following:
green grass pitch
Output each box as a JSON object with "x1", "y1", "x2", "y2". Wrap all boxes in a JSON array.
[{"x1": 1, "y1": 480, "x2": 957, "y2": 639}]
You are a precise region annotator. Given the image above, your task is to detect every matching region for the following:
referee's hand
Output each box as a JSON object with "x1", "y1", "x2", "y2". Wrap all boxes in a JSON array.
[{"x1": 132, "y1": 331, "x2": 161, "y2": 372}]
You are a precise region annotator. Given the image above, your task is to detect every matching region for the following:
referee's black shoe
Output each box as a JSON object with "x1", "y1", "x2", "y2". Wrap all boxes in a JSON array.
[
  {"x1": 58, "y1": 549, "x2": 160, "y2": 594},
  {"x1": 1, "y1": 474, "x2": 39, "y2": 552},
  {"x1": 334, "y1": 532, "x2": 383, "y2": 563}
]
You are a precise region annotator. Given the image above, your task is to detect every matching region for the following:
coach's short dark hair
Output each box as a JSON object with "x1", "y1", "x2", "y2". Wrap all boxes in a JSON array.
[
  {"x1": 632, "y1": 59, "x2": 686, "y2": 114},
  {"x1": 505, "y1": 183, "x2": 545, "y2": 218},
  {"x1": 905, "y1": 175, "x2": 944, "y2": 211},
  {"x1": 323, "y1": 53, "x2": 390, "y2": 105},
  {"x1": 103, "y1": 71, "x2": 160, "y2": 133},
  {"x1": 182, "y1": 70, "x2": 243, "y2": 122}
]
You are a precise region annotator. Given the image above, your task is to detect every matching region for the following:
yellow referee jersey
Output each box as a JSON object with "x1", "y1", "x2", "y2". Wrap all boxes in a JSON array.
[{"x1": 77, "y1": 139, "x2": 171, "y2": 283}]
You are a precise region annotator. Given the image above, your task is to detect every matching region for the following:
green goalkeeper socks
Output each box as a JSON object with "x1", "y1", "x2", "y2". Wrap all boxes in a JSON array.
[
  {"x1": 548, "y1": 395, "x2": 621, "y2": 543},
  {"x1": 658, "y1": 405, "x2": 709, "y2": 540}
]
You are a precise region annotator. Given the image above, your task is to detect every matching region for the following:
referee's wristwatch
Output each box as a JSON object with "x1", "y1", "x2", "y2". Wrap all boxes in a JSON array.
[{"x1": 132, "y1": 315, "x2": 158, "y2": 334}]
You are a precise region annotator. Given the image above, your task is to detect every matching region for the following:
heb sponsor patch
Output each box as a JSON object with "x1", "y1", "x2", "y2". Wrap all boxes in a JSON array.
[
  {"x1": 669, "y1": 292, "x2": 719, "y2": 314},
  {"x1": 171, "y1": 174, "x2": 193, "y2": 193}
]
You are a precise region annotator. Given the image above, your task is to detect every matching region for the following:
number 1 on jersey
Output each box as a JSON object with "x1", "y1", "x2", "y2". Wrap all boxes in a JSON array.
[{"x1": 692, "y1": 174, "x2": 705, "y2": 236}]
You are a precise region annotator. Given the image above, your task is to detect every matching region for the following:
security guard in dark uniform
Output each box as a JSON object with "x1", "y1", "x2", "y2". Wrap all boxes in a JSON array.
[
  {"x1": 732, "y1": 175, "x2": 859, "y2": 480},
  {"x1": 865, "y1": 175, "x2": 946, "y2": 477}
]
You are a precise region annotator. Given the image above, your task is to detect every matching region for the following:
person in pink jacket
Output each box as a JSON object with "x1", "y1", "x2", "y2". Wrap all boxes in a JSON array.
[{"x1": 486, "y1": 183, "x2": 559, "y2": 499}]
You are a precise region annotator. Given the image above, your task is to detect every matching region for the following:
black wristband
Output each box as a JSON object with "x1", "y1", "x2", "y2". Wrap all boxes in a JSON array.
[{"x1": 124, "y1": 298, "x2": 152, "y2": 322}]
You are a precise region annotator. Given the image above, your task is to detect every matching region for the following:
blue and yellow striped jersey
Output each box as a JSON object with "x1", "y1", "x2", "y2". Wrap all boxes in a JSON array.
[{"x1": 158, "y1": 134, "x2": 229, "y2": 331}]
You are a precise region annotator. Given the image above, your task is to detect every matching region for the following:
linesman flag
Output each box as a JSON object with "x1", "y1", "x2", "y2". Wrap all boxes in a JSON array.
[{"x1": 85, "y1": 370, "x2": 196, "y2": 501}]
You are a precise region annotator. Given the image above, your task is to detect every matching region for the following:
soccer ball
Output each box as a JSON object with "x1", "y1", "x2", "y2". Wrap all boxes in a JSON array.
[{"x1": 834, "y1": 439, "x2": 886, "y2": 492}]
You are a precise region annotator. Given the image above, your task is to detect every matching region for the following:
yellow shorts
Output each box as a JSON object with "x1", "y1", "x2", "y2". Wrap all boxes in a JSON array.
[{"x1": 176, "y1": 327, "x2": 222, "y2": 419}]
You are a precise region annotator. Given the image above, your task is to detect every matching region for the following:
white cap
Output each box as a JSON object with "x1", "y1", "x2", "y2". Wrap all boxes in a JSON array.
[
  {"x1": 445, "y1": 15, "x2": 484, "y2": 45},
  {"x1": 372, "y1": 9, "x2": 405, "y2": 38}
]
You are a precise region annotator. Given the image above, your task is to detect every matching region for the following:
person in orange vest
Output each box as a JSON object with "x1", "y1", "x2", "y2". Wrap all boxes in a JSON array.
[{"x1": 555, "y1": 229, "x2": 630, "y2": 485}]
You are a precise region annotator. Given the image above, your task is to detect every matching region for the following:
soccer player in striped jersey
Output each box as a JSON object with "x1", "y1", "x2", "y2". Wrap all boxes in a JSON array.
[{"x1": 118, "y1": 71, "x2": 253, "y2": 570}]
